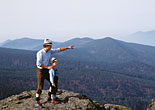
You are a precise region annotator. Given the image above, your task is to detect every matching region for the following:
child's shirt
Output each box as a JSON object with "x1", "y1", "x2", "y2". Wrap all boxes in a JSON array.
[{"x1": 49, "y1": 68, "x2": 58, "y2": 84}]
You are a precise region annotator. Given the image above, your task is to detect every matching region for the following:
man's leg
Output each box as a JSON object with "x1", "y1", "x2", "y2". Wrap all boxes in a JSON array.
[{"x1": 36, "y1": 68, "x2": 44, "y2": 106}]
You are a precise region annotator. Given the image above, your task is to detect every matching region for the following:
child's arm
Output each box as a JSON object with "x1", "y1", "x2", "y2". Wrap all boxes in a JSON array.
[
  {"x1": 37, "y1": 51, "x2": 53, "y2": 69},
  {"x1": 49, "y1": 70, "x2": 55, "y2": 87}
]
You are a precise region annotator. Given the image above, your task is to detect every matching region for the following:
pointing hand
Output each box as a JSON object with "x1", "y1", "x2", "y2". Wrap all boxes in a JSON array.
[{"x1": 68, "y1": 45, "x2": 74, "y2": 49}]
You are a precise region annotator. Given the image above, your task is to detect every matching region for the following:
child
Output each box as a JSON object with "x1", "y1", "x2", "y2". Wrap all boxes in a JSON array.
[{"x1": 48, "y1": 57, "x2": 59, "y2": 104}]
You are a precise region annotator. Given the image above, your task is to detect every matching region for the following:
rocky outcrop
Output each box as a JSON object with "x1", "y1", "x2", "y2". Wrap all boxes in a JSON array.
[
  {"x1": 0, "y1": 89, "x2": 132, "y2": 110},
  {"x1": 147, "y1": 99, "x2": 155, "y2": 110},
  {"x1": 0, "y1": 90, "x2": 103, "y2": 110},
  {"x1": 104, "y1": 104, "x2": 131, "y2": 110}
]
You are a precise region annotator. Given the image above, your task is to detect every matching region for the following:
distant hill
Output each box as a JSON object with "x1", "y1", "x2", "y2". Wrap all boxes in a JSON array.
[
  {"x1": 1, "y1": 37, "x2": 155, "y2": 66},
  {"x1": 57, "y1": 37, "x2": 94, "y2": 47},
  {"x1": 1, "y1": 38, "x2": 44, "y2": 50},
  {"x1": 0, "y1": 37, "x2": 94, "y2": 50},
  {"x1": 125, "y1": 30, "x2": 155, "y2": 46},
  {"x1": 0, "y1": 39, "x2": 12, "y2": 46},
  {"x1": 0, "y1": 37, "x2": 61, "y2": 50},
  {"x1": 60, "y1": 37, "x2": 155, "y2": 66}
]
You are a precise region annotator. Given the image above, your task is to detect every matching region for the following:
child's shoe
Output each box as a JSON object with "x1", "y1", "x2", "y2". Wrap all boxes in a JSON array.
[
  {"x1": 51, "y1": 99, "x2": 58, "y2": 104},
  {"x1": 47, "y1": 92, "x2": 51, "y2": 101}
]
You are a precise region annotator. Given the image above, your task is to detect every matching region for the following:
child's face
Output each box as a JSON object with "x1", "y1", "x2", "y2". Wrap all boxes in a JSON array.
[{"x1": 52, "y1": 61, "x2": 58, "y2": 67}]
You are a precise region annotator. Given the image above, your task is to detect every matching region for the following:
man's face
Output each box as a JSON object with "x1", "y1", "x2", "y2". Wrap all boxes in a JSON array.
[{"x1": 46, "y1": 45, "x2": 52, "y2": 50}]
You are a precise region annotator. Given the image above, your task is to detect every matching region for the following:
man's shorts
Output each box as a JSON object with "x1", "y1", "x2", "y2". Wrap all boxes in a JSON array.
[{"x1": 36, "y1": 68, "x2": 50, "y2": 94}]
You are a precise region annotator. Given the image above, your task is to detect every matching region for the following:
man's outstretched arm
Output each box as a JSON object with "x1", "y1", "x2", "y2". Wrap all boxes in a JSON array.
[
  {"x1": 60, "y1": 46, "x2": 74, "y2": 51},
  {"x1": 51, "y1": 46, "x2": 74, "y2": 54}
]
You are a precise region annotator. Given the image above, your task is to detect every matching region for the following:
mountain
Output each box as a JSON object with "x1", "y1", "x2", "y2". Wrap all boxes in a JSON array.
[
  {"x1": 57, "y1": 37, "x2": 94, "y2": 47},
  {"x1": 1, "y1": 37, "x2": 155, "y2": 70},
  {"x1": 2, "y1": 36, "x2": 155, "y2": 65},
  {"x1": 32, "y1": 37, "x2": 94, "y2": 50},
  {"x1": 1, "y1": 37, "x2": 43, "y2": 50},
  {"x1": 0, "y1": 39, "x2": 12, "y2": 46},
  {"x1": 1, "y1": 37, "x2": 155, "y2": 110},
  {"x1": 0, "y1": 37, "x2": 94, "y2": 50},
  {"x1": 60, "y1": 37, "x2": 155, "y2": 66},
  {"x1": 0, "y1": 37, "x2": 61, "y2": 50},
  {"x1": 125, "y1": 30, "x2": 155, "y2": 46}
]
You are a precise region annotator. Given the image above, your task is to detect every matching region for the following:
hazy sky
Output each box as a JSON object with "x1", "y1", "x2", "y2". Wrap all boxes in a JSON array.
[{"x1": 0, "y1": 0, "x2": 155, "y2": 42}]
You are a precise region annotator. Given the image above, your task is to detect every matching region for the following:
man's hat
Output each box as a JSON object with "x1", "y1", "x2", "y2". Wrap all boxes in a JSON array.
[{"x1": 43, "y1": 39, "x2": 52, "y2": 46}]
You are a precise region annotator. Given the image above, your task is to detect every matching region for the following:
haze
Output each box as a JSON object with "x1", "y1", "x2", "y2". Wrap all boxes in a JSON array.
[{"x1": 0, "y1": 0, "x2": 155, "y2": 42}]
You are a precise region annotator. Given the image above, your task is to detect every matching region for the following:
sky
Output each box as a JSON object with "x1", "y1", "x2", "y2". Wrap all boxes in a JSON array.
[{"x1": 0, "y1": 0, "x2": 155, "y2": 43}]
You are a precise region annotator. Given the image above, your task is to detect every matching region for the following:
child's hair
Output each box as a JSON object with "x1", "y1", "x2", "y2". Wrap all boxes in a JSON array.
[{"x1": 50, "y1": 57, "x2": 57, "y2": 63}]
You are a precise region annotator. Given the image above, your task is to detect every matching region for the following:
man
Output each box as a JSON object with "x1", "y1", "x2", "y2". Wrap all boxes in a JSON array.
[{"x1": 35, "y1": 38, "x2": 74, "y2": 107}]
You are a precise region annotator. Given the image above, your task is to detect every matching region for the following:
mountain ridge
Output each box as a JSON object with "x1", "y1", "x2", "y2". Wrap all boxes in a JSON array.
[
  {"x1": 2, "y1": 36, "x2": 155, "y2": 50},
  {"x1": 125, "y1": 30, "x2": 155, "y2": 46}
]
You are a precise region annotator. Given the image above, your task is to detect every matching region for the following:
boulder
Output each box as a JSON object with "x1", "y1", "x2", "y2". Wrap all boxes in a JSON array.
[{"x1": 147, "y1": 99, "x2": 155, "y2": 110}]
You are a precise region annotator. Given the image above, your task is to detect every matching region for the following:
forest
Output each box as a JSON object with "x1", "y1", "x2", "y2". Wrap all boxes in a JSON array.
[{"x1": 0, "y1": 47, "x2": 155, "y2": 110}]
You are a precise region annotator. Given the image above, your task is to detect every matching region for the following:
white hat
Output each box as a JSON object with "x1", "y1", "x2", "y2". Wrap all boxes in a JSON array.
[
  {"x1": 50, "y1": 57, "x2": 57, "y2": 63},
  {"x1": 43, "y1": 39, "x2": 52, "y2": 46}
]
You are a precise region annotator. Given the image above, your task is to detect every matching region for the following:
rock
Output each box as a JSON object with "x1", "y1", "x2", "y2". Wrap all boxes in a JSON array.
[
  {"x1": 147, "y1": 99, "x2": 155, "y2": 110},
  {"x1": 0, "y1": 89, "x2": 104, "y2": 110},
  {"x1": 104, "y1": 104, "x2": 132, "y2": 110}
]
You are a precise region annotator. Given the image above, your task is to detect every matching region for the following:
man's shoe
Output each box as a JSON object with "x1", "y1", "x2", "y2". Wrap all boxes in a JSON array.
[
  {"x1": 35, "y1": 101, "x2": 42, "y2": 108},
  {"x1": 51, "y1": 99, "x2": 59, "y2": 104},
  {"x1": 47, "y1": 97, "x2": 51, "y2": 102}
]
